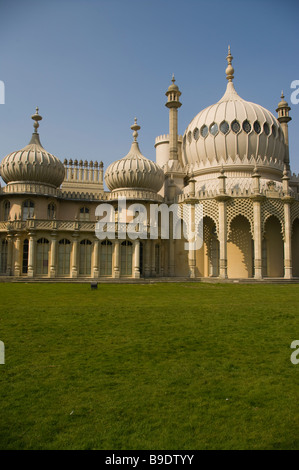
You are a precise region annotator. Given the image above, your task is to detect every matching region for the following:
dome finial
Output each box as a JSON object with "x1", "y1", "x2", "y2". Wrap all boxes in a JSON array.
[
  {"x1": 130, "y1": 117, "x2": 141, "y2": 142},
  {"x1": 31, "y1": 106, "x2": 42, "y2": 133},
  {"x1": 226, "y1": 45, "x2": 234, "y2": 82},
  {"x1": 281, "y1": 90, "x2": 284, "y2": 99},
  {"x1": 172, "y1": 73, "x2": 175, "y2": 84}
]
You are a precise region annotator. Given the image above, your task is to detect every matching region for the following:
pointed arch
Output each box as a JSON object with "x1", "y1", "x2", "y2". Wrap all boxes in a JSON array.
[
  {"x1": 227, "y1": 215, "x2": 253, "y2": 278},
  {"x1": 263, "y1": 215, "x2": 284, "y2": 277}
]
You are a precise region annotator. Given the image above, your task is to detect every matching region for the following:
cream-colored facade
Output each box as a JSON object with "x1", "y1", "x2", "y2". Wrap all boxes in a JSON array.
[{"x1": 0, "y1": 49, "x2": 299, "y2": 281}]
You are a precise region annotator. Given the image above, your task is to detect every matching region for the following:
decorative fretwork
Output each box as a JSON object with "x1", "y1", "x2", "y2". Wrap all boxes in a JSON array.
[
  {"x1": 202, "y1": 199, "x2": 219, "y2": 235},
  {"x1": 291, "y1": 201, "x2": 299, "y2": 228},
  {"x1": 261, "y1": 198, "x2": 284, "y2": 235},
  {"x1": 227, "y1": 198, "x2": 254, "y2": 236}
]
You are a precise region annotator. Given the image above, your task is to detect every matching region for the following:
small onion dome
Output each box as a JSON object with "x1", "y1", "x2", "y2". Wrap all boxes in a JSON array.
[
  {"x1": 105, "y1": 119, "x2": 164, "y2": 192},
  {"x1": 0, "y1": 108, "x2": 65, "y2": 188},
  {"x1": 277, "y1": 91, "x2": 289, "y2": 109},
  {"x1": 167, "y1": 74, "x2": 179, "y2": 92}
]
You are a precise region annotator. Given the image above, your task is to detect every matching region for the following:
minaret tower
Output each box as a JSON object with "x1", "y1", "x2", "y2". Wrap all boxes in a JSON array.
[
  {"x1": 165, "y1": 74, "x2": 182, "y2": 164},
  {"x1": 276, "y1": 91, "x2": 292, "y2": 170},
  {"x1": 163, "y1": 75, "x2": 185, "y2": 201}
]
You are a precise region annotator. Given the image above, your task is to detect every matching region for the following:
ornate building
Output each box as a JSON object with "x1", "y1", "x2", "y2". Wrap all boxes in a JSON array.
[{"x1": 0, "y1": 49, "x2": 298, "y2": 280}]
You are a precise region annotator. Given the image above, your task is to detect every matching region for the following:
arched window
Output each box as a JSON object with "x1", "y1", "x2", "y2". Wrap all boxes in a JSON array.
[
  {"x1": 79, "y1": 239, "x2": 92, "y2": 275},
  {"x1": 48, "y1": 203, "x2": 56, "y2": 219},
  {"x1": 58, "y1": 239, "x2": 71, "y2": 275},
  {"x1": 0, "y1": 239, "x2": 8, "y2": 274},
  {"x1": 79, "y1": 207, "x2": 90, "y2": 221},
  {"x1": 22, "y1": 200, "x2": 34, "y2": 221},
  {"x1": 3, "y1": 201, "x2": 10, "y2": 221},
  {"x1": 36, "y1": 238, "x2": 49, "y2": 275},
  {"x1": 100, "y1": 240, "x2": 112, "y2": 276},
  {"x1": 22, "y1": 239, "x2": 29, "y2": 274},
  {"x1": 121, "y1": 240, "x2": 132, "y2": 276}
]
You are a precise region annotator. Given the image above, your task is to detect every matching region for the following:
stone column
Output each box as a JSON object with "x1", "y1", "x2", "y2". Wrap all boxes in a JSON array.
[
  {"x1": 134, "y1": 240, "x2": 140, "y2": 279},
  {"x1": 93, "y1": 238, "x2": 99, "y2": 278},
  {"x1": 169, "y1": 240, "x2": 175, "y2": 277},
  {"x1": 188, "y1": 203, "x2": 196, "y2": 278},
  {"x1": 216, "y1": 169, "x2": 228, "y2": 279},
  {"x1": 144, "y1": 239, "x2": 151, "y2": 277},
  {"x1": 252, "y1": 198, "x2": 263, "y2": 279},
  {"x1": 217, "y1": 199, "x2": 228, "y2": 279},
  {"x1": 168, "y1": 210, "x2": 175, "y2": 276},
  {"x1": 151, "y1": 240, "x2": 156, "y2": 277},
  {"x1": 50, "y1": 233, "x2": 57, "y2": 278},
  {"x1": 28, "y1": 233, "x2": 35, "y2": 278},
  {"x1": 113, "y1": 240, "x2": 120, "y2": 278},
  {"x1": 160, "y1": 240, "x2": 165, "y2": 277},
  {"x1": 71, "y1": 234, "x2": 79, "y2": 278},
  {"x1": 6, "y1": 234, "x2": 13, "y2": 276},
  {"x1": 283, "y1": 198, "x2": 293, "y2": 279},
  {"x1": 14, "y1": 234, "x2": 21, "y2": 277}
]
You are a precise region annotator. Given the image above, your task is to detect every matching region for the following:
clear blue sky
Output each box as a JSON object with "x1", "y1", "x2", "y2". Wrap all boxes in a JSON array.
[{"x1": 1, "y1": 0, "x2": 299, "y2": 185}]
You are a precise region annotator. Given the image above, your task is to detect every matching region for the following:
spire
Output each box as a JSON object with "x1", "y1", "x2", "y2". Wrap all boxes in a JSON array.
[
  {"x1": 130, "y1": 117, "x2": 140, "y2": 142},
  {"x1": 27, "y1": 107, "x2": 43, "y2": 147},
  {"x1": 276, "y1": 92, "x2": 292, "y2": 170},
  {"x1": 123, "y1": 118, "x2": 144, "y2": 160},
  {"x1": 226, "y1": 45, "x2": 234, "y2": 82},
  {"x1": 31, "y1": 106, "x2": 42, "y2": 133}
]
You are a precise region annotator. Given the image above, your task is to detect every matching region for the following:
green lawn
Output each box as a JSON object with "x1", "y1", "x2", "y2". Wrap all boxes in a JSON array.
[{"x1": 0, "y1": 282, "x2": 298, "y2": 450}]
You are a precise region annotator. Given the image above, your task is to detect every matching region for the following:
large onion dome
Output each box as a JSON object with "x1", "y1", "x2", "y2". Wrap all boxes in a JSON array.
[
  {"x1": 0, "y1": 108, "x2": 65, "y2": 188},
  {"x1": 183, "y1": 47, "x2": 286, "y2": 171},
  {"x1": 105, "y1": 119, "x2": 164, "y2": 192}
]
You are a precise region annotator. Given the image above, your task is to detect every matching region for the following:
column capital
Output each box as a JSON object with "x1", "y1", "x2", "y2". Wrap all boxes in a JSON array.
[
  {"x1": 282, "y1": 195, "x2": 295, "y2": 204},
  {"x1": 215, "y1": 194, "x2": 231, "y2": 202},
  {"x1": 250, "y1": 194, "x2": 265, "y2": 203}
]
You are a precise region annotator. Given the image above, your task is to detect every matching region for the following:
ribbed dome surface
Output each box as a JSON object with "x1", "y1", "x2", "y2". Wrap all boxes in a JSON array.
[
  {"x1": 183, "y1": 81, "x2": 286, "y2": 169},
  {"x1": 105, "y1": 120, "x2": 164, "y2": 192},
  {"x1": 0, "y1": 133, "x2": 65, "y2": 188},
  {"x1": 0, "y1": 108, "x2": 65, "y2": 188}
]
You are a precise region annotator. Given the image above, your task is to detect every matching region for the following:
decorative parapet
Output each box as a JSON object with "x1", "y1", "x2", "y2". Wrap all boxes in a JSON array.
[
  {"x1": 2, "y1": 182, "x2": 62, "y2": 197},
  {"x1": 154, "y1": 134, "x2": 183, "y2": 146},
  {"x1": 61, "y1": 159, "x2": 104, "y2": 193},
  {"x1": 177, "y1": 186, "x2": 299, "y2": 203},
  {"x1": 108, "y1": 189, "x2": 164, "y2": 203},
  {"x1": 60, "y1": 190, "x2": 109, "y2": 201},
  {"x1": 0, "y1": 218, "x2": 97, "y2": 233},
  {"x1": 187, "y1": 155, "x2": 285, "y2": 175}
]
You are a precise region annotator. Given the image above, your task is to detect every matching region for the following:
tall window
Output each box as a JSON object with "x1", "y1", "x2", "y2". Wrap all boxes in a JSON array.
[
  {"x1": 79, "y1": 239, "x2": 92, "y2": 275},
  {"x1": 48, "y1": 203, "x2": 56, "y2": 219},
  {"x1": 22, "y1": 200, "x2": 34, "y2": 221},
  {"x1": 58, "y1": 239, "x2": 71, "y2": 275},
  {"x1": 36, "y1": 238, "x2": 49, "y2": 275},
  {"x1": 140, "y1": 242, "x2": 144, "y2": 276},
  {"x1": 79, "y1": 207, "x2": 90, "y2": 221},
  {"x1": 100, "y1": 240, "x2": 112, "y2": 276},
  {"x1": 0, "y1": 239, "x2": 8, "y2": 274},
  {"x1": 121, "y1": 240, "x2": 132, "y2": 276},
  {"x1": 155, "y1": 244, "x2": 160, "y2": 275},
  {"x1": 3, "y1": 201, "x2": 10, "y2": 221},
  {"x1": 22, "y1": 239, "x2": 29, "y2": 274}
]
